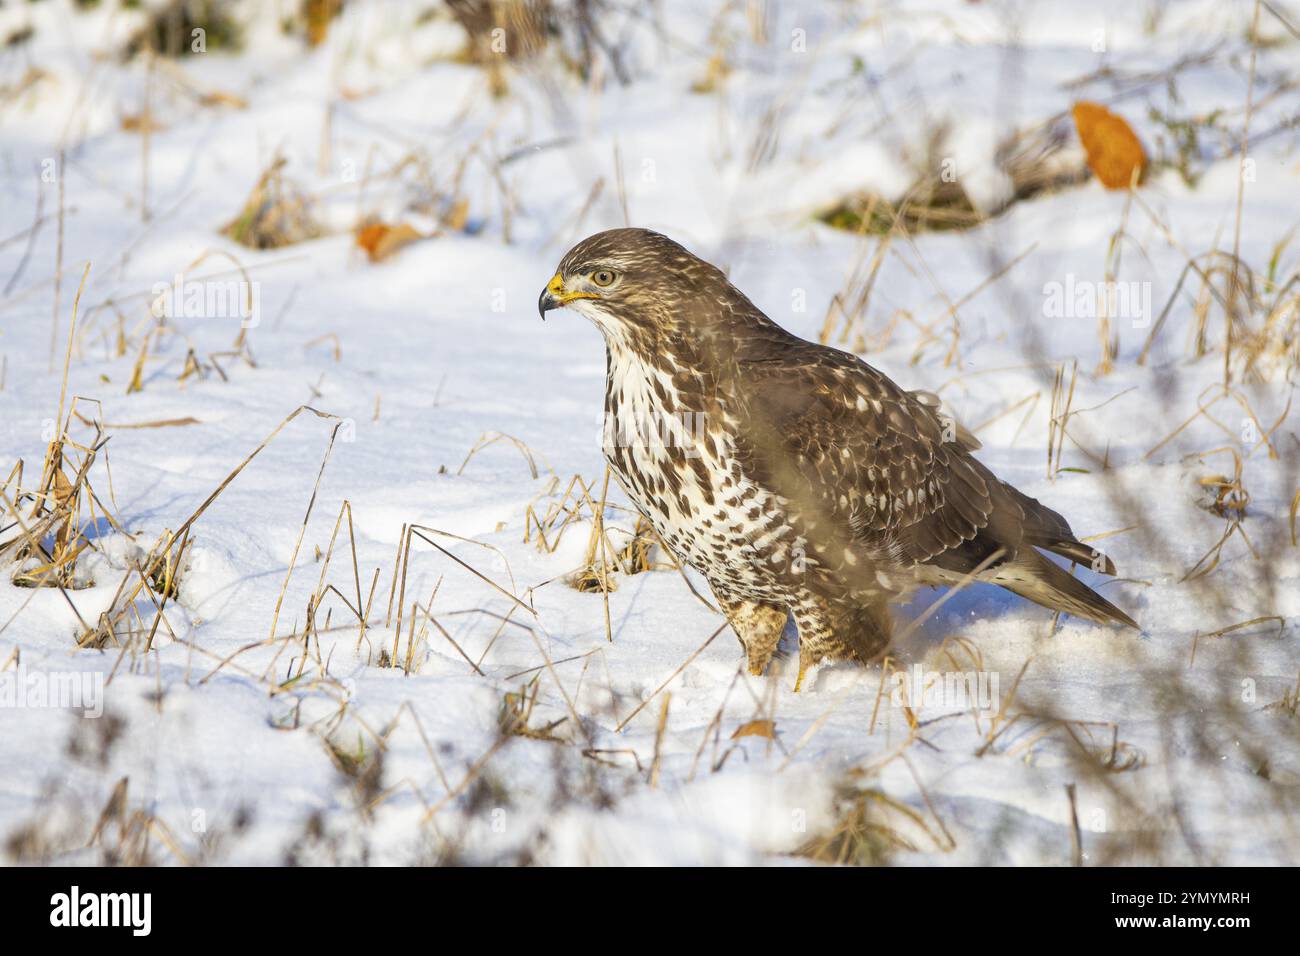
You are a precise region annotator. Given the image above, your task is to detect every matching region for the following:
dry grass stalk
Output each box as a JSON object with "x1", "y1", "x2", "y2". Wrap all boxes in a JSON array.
[
  {"x1": 524, "y1": 474, "x2": 594, "y2": 553},
  {"x1": 1290, "y1": 486, "x2": 1300, "y2": 546},
  {"x1": 1134, "y1": 188, "x2": 1298, "y2": 383},
  {"x1": 1096, "y1": 185, "x2": 1138, "y2": 375},
  {"x1": 819, "y1": 229, "x2": 889, "y2": 348},
  {"x1": 86, "y1": 776, "x2": 193, "y2": 867},
  {"x1": 1195, "y1": 446, "x2": 1250, "y2": 520},
  {"x1": 569, "y1": 468, "x2": 619, "y2": 595},
  {"x1": 500, "y1": 674, "x2": 567, "y2": 740},
  {"x1": 796, "y1": 782, "x2": 949, "y2": 866},
  {"x1": 457, "y1": 431, "x2": 548, "y2": 479},
  {"x1": 647, "y1": 692, "x2": 671, "y2": 788},
  {"x1": 1047, "y1": 360, "x2": 1079, "y2": 479},
  {"x1": 3, "y1": 268, "x2": 110, "y2": 597},
  {"x1": 1227, "y1": 1, "x2": 1265, "y2": 386},
  {"x1": 222, "y1": 156, "x2": 322, "y2": 250},
  {"x1": 77, "y1": 405, "x2": 339, "y2": 654},
  {"x1": 614, "y1": 623, "x2": 727, "y2": 733},
  {"x1": 267, "y1": 418, "x2": 346, "y2": 643},
  {"x1": 615, "y1": 516, "x2": 656, "y2": 574},
  {"x1": 48, "y1": 149, "x2": 65, "y2": 373}
]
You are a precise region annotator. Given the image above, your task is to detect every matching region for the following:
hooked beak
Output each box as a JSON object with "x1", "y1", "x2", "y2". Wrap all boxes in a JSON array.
[{"x1": 537, "y1": 272, "x2": 598, "y2": 320}]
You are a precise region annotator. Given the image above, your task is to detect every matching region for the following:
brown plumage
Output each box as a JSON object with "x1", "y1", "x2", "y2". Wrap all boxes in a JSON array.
[{"x1": 539, "y1": 228, "x2": 1138, "y2": 688}]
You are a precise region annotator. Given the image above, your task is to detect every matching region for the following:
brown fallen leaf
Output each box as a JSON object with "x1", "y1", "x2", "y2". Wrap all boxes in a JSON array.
[
  {"x1": 731, "y1": 719, "x2": 777, "y2": 740},
  {"x1": 198, "y1": 90, "x2": 248, "y2": 109},
  {"x1": 51, "y1": 467, "x2": 74, "y2": 507},
  {"x1": 222, "y1": 155, "x2": 322, "y2": 249},
  {"x1": 339, "y1": 86, "x2": 379, "y2": 101},
  {"x1": 120, "y1": 113, "x2": 164, "y2": 133},
  {"x1": 356, "y1": 222, "x2": 424, "y2": 262},
  {"x1": 1071, "y1": 101, "x2": 1146, "y2": 189}
]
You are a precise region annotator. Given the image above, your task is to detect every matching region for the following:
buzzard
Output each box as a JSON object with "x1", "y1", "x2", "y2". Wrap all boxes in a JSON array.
[{"x1": 539, "y1": 228, "x2": 1137, "y2": 689}]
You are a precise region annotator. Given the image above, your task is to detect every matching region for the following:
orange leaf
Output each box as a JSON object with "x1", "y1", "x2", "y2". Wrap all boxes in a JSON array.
[
  {"x1": 198, "y1": 90, "x2": 248, "y2": 109},
  {"x1": 355, "y1": 222, "x2": 423, "y2": 262},
  {"x1": 731, "y1": 719, "x2": 777, "y2": 740},
  {"x1": 1071, "y1": 101, "x2": 1146, "y2": 189},
  {"x1": 120, "y1": 113, "x2": 164, "y2": 133}
]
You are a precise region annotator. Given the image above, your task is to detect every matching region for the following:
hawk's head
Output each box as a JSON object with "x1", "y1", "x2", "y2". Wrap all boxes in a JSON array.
[{"x1": 538, "y1": 228, "x2": 731, "y2": 339}]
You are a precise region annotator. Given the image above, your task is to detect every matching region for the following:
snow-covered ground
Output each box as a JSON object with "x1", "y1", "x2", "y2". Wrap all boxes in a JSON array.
[{"x1": 1, "y1": 0, "x2": 1297, "y2": 865}]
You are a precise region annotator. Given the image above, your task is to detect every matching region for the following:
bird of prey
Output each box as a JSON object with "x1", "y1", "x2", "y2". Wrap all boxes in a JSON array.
[{"x1": 538, "y1": 228, "x2": 1137, "y2": 689}]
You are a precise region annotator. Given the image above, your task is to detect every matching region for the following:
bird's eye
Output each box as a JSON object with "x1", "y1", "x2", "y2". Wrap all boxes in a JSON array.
[{"x1": 591, "y1": 269, "x2": 617, "y2": 287}]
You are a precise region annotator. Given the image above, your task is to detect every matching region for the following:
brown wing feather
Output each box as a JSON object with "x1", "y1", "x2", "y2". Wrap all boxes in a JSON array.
[
  {"x1": 731, "y1": 335, "x2": 1099, "y2": 579},
  {"x1": 735, "y1": 343, "x2": 971, "y2": 542},
  {"x1": 706, "y1": 286, "x2": 1130, "y2": 626}
]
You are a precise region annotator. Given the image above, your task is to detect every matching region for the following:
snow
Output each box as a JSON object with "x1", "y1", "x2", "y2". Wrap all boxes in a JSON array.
[{"x1": 0, "y1": 0, "x2": 1297, "y2": 865}]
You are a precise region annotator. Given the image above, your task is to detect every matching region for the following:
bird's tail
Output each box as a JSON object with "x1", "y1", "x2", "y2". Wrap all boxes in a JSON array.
[{"x1": 991, "y1": 548, "x2": 1138, "y2": 630}]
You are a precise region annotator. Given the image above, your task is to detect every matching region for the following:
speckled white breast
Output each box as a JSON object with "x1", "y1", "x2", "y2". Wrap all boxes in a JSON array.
[{"x1": 601, "y1": 341, "x2": 803, "y2": 600}]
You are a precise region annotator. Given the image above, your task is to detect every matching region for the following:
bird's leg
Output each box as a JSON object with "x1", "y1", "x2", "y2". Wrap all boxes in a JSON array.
[
  {"x1": 715, "y1": 593, "x2": 788, "y2": 676},
  {"x1": 792, "y1": 599, "x2": 892, "y2": 691},
  {"x1": 841, "y1": 600, "x2": 893, "y2": 663},
  {"x1": 791, "y1": 608, "x2": 834, "y2": 693}
]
